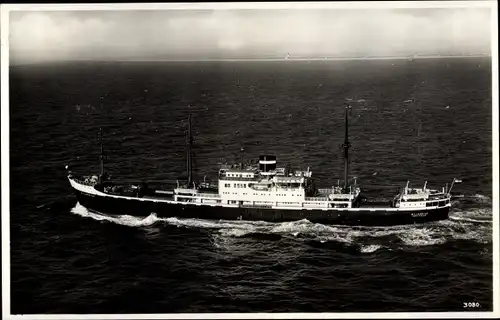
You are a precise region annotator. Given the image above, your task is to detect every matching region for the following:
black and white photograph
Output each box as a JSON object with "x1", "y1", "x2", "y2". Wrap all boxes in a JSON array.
[{"x1": 1, "y1": 1, "x2": 498, "y2": 318}]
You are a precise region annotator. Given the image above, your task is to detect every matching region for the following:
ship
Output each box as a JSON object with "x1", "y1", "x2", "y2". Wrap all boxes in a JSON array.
[{"x1": 66, "y1": 105, "x2": 459, "y2": 226}]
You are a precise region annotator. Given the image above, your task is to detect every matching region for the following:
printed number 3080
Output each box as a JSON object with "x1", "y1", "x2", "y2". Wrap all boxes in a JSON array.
[{"x1": 463, "y1": 302, "x2": 481, "y2": 308}]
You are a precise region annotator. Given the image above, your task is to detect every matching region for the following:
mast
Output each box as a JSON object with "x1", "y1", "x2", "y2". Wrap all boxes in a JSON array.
[
  {"x1": 99, "y1": 127, "x2": 104, "y2": 177},
  {"x1": 239, "y1": 145, "x2": 244, "y2": 169},
  {"x1": 342, "y1": 105, "x2": 351, "y2": 190},
  {"x1": 186, "y1": 113, "x2": 193, "y2": 187}
]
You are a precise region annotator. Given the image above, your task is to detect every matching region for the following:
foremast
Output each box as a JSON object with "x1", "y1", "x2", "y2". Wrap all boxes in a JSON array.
[
  {"x1": 98, "y1": 127, "x2": 107, "y2": 182},
  {"x1": 341, "y1": 104, "x2": 351, "y2": 190},
  {"x1": 186, "y1": 113, "x2": 194, "y2": 188}
]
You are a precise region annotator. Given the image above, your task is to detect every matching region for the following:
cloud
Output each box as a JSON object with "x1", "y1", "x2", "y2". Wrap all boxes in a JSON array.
[{"x1": 9, "y1": 8, "x2": 492, "y2": 64}]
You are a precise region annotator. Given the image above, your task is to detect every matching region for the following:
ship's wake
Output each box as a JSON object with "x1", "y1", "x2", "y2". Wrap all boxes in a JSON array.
[
  {"x1": 70, "y1": 203, "x2": 162, "y2": 227},
  {"x1": 69, "y1": 194, "x2": 492, "y2": 251}
]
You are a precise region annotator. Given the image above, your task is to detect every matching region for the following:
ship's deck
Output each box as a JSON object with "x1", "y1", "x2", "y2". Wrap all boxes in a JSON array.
[{"x1": 70, "y1": 176, "x2": 452, "y2": 212}]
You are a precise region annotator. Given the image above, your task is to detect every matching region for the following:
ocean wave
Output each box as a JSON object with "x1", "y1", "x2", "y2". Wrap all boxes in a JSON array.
[
  {"x1": 449, "y1": 207, "x2": 492, "y2": 221},
  {"x1": 397, "y1": 228, "x2": 447, "y2": 246},
  {"x1": 453, "y1": 193, "x2": 492, "y2": 206},
  {"x1": 70, "y1": 203, "x2": 164, "y2": 227},
  {"x1": 359, "y1": 244, "x2": 382, "y2": 253},
  {"x1": 449, "y1": 216, "x2": 492, "y2": 224}
]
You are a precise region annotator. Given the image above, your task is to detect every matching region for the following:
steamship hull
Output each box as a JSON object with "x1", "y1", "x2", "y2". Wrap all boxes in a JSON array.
[
  {"x1": 71, "y1": 185, "x2": 450, "y2": 227},
  {"x1": 69, "y1": 110, "x2": 456, "y2": 227}
]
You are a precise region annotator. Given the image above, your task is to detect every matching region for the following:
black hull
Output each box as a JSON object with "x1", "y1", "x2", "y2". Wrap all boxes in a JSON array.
[{"x1": 72, "y1": 188, "x2": 450, "y2": 226}]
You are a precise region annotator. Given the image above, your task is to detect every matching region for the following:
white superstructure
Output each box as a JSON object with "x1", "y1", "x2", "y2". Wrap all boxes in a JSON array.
[{"x1": 170, "y1": 155, "x2": 452, "y2": 212}]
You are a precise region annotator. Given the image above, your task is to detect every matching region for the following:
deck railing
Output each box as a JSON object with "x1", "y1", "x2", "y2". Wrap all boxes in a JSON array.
[
  {"x1": 305, "y1": 197, "x2": 329, "y2": 202},
  {"x1": 218, "y1": 176, "x2": 260, "y2": 181},
  {"x1": 73, "y1": 178, "x2": 98, "y2": 186},
  {"x1": 175, "y1": 192, "x2": 220, "y2": 199},
  {"x1": 197, "y1": 193, "x2": 220, "y2": 198},
  {"x1": 318, "y1": 188, "x2": 358, "y2": 195}
]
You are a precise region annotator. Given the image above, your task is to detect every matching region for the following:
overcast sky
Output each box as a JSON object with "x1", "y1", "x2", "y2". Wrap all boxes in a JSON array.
[{"x1": 9, "y1": 7, "x2": 492, "y2": 64}]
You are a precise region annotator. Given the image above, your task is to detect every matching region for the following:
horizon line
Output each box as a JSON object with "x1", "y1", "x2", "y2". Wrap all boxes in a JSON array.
[{"x1": 10, "y1": 54, "x2": 492, "y2": 66}]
